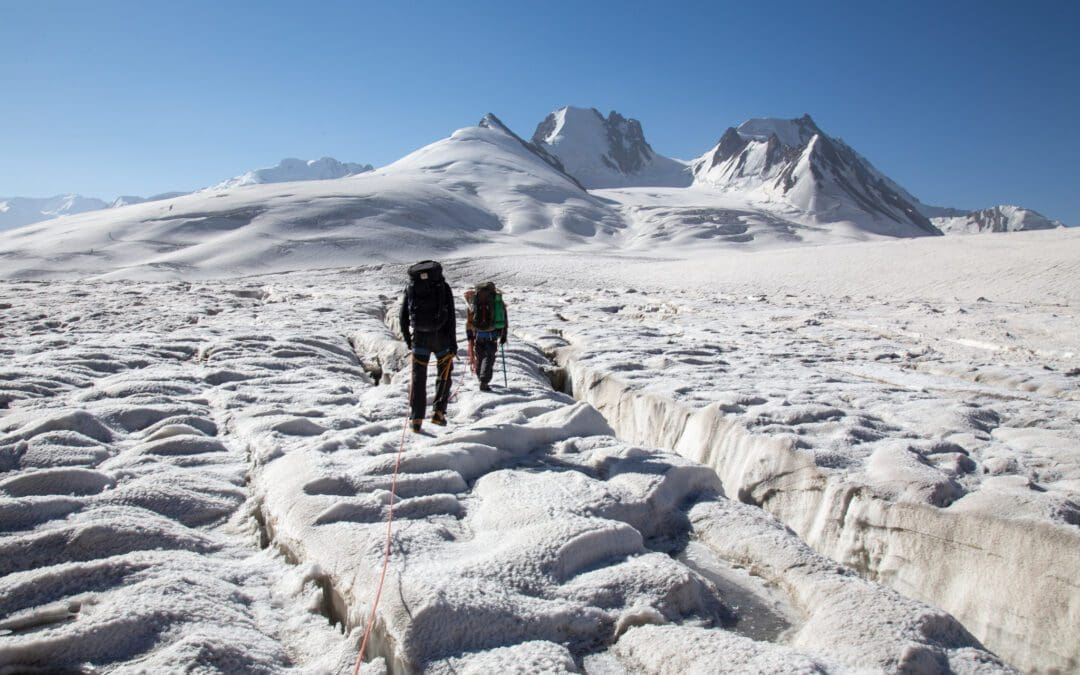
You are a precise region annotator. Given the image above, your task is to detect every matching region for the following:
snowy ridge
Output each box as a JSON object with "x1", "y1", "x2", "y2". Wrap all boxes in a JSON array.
[
  {"x1": 208, "y1": 157, "x2": 374, "y2": 191},
  {"x1": 532, "y1": 107, "x2": 691, "y2": 189},
  {"x1": 477, "y1": 113, "x2": 587, "y2": 190},
  {"x1": 735, "y1": 116, "x2": 820, "y2": 148},
  {"x1": 929, "y1": 204, "x2": 1065, "y2": 234},
  {"x1": 109, "y1": 192, "x2": 188, "y2": 208}
]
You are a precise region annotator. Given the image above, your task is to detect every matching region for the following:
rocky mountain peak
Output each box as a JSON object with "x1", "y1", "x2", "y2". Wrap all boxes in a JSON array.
[
  {"x1": 529, "y1": 106, "x2": 689, "y2": 189},
  {"x1": 478, "y1": 112, "x2": 586, "y2": 191},
  {"x1": 478, "y1": 113, "x2": 513, "y2": 135},
  {"x1": 694, "y1": 115, "x2": 937, "y2": 235},
  {"x1": 735, "y1": 114, "x2": 821, "y2": 148}
]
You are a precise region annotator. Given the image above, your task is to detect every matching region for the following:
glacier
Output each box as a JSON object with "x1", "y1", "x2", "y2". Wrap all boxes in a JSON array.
[{"x1": 0, "y1": 108, "x2": 1076, "y2": 673}]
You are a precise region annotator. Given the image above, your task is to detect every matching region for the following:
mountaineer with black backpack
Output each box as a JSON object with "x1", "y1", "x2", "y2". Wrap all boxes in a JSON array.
[
  {"x1": 465, "y1": 281, "x2": 508, "y2": 392},
  {"x1": 400, "y1": 260, "x2": 458, "y2": 432}
]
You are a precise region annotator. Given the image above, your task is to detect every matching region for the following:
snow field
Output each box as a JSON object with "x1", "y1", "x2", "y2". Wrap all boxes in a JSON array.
[
  {"x1": 0, "y1": 270, "x2": 1011, "y2": 673},
  {"x1": 504, "y1": 278, "x2": 1078, "y2": 673},
  {"x1": 0, "y1": 281, "x2": 359, "y2": 672}
]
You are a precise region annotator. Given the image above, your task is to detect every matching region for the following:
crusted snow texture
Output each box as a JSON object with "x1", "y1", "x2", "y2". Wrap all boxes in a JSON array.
[
  {"x1": 508, "y1": 269, "x2": 1078, "y2": 674},
  {"x1": 0, "y1": 271, "x2": 1014, "y2": 673}
]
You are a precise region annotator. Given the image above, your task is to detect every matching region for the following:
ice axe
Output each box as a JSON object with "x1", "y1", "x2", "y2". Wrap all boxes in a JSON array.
[{"x1": 500, "y1": 342, "x2": 507, "y2": 388}]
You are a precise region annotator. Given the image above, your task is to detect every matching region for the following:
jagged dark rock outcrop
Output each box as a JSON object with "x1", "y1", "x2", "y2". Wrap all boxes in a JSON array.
[{"x1": 694, "y1": 115, "x2": 939, "y2": 235}]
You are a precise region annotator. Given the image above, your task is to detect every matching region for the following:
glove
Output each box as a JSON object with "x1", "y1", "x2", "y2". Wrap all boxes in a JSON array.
[
  {"x1": 466, "y1": 330, "x2": 475, "y2": 341},
  {"x1": 404, "y1": 335, "x2": 412, "y2": 350},
  {"x1": 500, "y1": 330, "x2": 507, "y2": 345},
  {"x1": 451, "y1": 343, "x2": 459, "y2": 357}
]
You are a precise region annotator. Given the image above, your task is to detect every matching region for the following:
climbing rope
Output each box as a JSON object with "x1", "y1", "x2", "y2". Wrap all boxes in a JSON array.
[{"x1": 352, "y1": 369, "x2": 413, "y2": 674}]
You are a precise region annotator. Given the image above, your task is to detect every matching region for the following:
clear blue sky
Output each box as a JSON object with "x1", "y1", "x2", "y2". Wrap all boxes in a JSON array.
[{"x1": 2, "y1": 0, "x2": 1077, "y2": 223}]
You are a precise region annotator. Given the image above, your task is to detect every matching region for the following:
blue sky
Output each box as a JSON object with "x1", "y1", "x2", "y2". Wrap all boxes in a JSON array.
[{"x1": 2, "y1": 1, "x2": 1077, "y2": 223}]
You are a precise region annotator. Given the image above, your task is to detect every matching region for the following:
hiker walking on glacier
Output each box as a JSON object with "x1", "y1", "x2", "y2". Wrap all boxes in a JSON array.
[
  {"x1": 400, "y1": 260, "x2": 457, "y2": 432},
  {"x1": 465, "y1": 281, "x2": 508, "y2": 392}
]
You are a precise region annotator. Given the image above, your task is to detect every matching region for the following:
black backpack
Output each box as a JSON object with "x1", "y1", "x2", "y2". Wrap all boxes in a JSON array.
[
  {"x1": 472, "y1": 282, "x2": 497, "y2": 331},
  {"x1": 407, "y1": 260, "x2": 447, "y2": 333}
]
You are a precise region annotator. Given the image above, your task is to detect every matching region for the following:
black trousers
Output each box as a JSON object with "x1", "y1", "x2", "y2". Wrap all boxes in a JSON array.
[
  {"x1": 476, "y1": 339, "x2": 499, "y2": 385},
  {"x1": 410, "y1": 347, "x2": 453, "y2": 420}
]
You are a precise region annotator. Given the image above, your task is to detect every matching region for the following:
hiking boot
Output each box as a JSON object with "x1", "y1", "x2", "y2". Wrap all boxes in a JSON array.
[
  {"x1": 410, "y1": 418, "x2": 422, "y2": 433},
  {"x1": 479, "y1": 382, "x2": 491, "y2": 392},
  {"x1": 431, "y1": 411, "x2": 447, "y2": 426}
]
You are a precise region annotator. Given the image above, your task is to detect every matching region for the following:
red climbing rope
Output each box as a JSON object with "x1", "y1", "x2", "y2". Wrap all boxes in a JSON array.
[{"x1": 352, "y1": 372, "x2": 413, "y2": 675}]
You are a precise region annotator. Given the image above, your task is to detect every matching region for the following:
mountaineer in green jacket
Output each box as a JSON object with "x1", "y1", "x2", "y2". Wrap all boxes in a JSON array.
[{"x1": 464, "y1": 281, "x2": 507, "y2": 392}]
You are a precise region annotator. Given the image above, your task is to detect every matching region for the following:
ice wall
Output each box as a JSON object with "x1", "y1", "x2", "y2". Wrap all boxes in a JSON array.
[{"x1": 557, "y1": 352, "x2": 1079, "y2": 673}]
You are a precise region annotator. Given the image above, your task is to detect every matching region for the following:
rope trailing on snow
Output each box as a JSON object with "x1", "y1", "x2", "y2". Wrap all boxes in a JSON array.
[{"x1": 352, "y1": 367, "x2": 413, "y2": 675}]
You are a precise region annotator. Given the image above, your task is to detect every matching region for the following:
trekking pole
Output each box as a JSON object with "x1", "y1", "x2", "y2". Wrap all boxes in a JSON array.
[{"x1": 501, "y1": 342, "x2": 507, "y2": 388}]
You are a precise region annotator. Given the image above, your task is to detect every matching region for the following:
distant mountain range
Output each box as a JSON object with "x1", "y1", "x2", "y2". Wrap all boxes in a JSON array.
[
  {"x1": 533, "y1": 107, "x2": 1064, "y2": 236},
  {"x1": 0, "y1": 106, "x2": 1070, "y2": 279},
  {"x1": 0, "y1": 158, "x2": 373, "y2": 231},
  {"x1": 207, "y1": 157, "x2": 373, "y2": 191},
  {"x1": 921, "y1": 204, "x2": 1064, "y2": 234},
  {"x1": 0, "y1": 194, "x2": 112, "y2": 231}
]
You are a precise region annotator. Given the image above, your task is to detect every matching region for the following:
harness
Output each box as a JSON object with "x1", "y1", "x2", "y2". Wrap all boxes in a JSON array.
[{"x1": 412, "y1": 346, "x2": 454, "y2": 380}]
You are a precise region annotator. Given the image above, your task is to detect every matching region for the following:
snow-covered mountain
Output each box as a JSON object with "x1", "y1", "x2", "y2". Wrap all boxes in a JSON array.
[
  {"x1": 1, "y1": 109, "x2": 1072, "y2": 277},
  {"x1": 18, "y1": 108, "x2": 968, "y2": 281},
  {"x1": 366, "y1": 112, "x2": 622, "y2": 242},
  {"x1": 0, "y1": 116, "x2": 627, "y2": 279},
  {"x1": 0, "y1": 192, "x2": 195, "y2": 231},
  {"x1": 208, "y1": 157, "x2": 373, "y2": 191},
  {"x1": 690, "y1": 115, "x2": 940, "y2": 237},
  {"x1": 0, "y1": 194, "x2": 109, "y2": 231},
  {"x1": 925, "y1": 204, "x2": 1065, "y2": 234},
  {"x1": 531, "y1": 106, "x2": 691, "y2": 189},
  {"x1": 477, "y1": 113, "x2": 587, "y2": 189}
]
